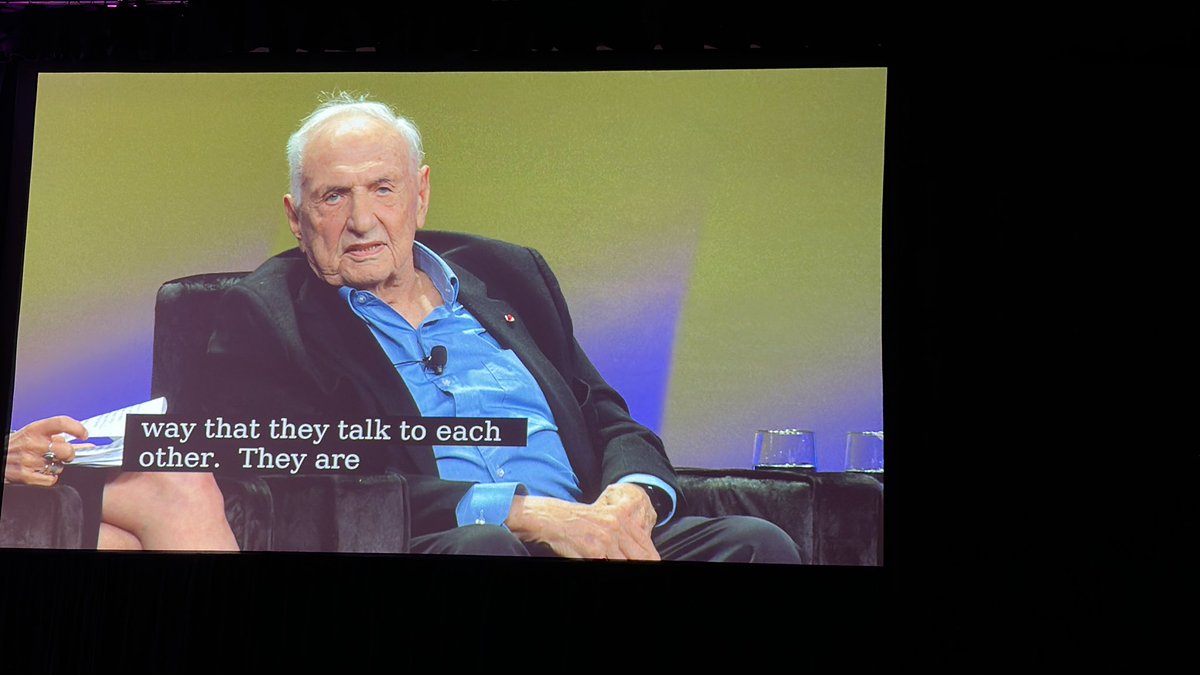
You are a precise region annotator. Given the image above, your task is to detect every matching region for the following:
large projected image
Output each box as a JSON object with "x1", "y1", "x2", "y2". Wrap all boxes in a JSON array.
[{"x1": 3, "y1": 70, "x2": 885, "y2": 558}]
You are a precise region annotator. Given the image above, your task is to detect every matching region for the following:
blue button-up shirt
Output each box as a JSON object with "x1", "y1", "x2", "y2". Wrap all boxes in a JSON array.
[{"x1": 340, "y1": 242, "x2": 676, "y2": 528}]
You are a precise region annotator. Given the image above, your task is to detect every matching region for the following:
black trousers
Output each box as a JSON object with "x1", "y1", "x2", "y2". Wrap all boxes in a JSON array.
[{"x1": 410, "y1": 515, "x2": 801, "y2": 564}]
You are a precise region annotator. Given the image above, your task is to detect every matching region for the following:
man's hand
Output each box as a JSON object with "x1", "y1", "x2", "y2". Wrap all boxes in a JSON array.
[
  {"x1": 505, "y1": 483, "x2": 660, "y2": 561},
  {"x1": 5, "y1": 416, "x2": 90, "y2": 487}
]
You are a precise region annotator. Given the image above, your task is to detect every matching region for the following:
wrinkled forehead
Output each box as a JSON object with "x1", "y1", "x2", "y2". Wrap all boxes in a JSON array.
[
  {"x1": 310, "y1": 111, "x2": 397, "y2": 143},
  {"x1": 302, "y1": 112, "x2": 414, "y2": 179}
]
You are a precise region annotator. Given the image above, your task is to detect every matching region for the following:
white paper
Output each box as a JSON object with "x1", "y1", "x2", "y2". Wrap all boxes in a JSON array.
[
  {"x1": 71, "y1": 437, "x2": 125, "y2": 468},
  {"x1": 65, "y1": 397, "x2": 167, "y2": 468},
  {"x1": 77, "y1": 396, "x2": 167, "y2": 438}
]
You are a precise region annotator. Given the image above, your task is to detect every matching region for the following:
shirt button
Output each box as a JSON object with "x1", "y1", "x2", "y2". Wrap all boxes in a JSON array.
[
  {"x1": 441, "y1": 378, "x2": 451, "y2": 387},
  {"x1": 497, "y1": 468, "x2": 505, "y2": 478},
  {"x1": 356, "y1": 294, "x2": 368, "y2": 305},
  {"x1": 474, "y1": 518, "x2": 486, "y2": 525}
]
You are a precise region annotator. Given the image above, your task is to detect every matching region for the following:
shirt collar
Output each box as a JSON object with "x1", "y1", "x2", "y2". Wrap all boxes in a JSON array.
[
  {"x1": 337, "y1": 240, "x2": 460, "y2": 306},
  {"x1": 412, "y1": 240, "x2": 459, "y2": 305}
]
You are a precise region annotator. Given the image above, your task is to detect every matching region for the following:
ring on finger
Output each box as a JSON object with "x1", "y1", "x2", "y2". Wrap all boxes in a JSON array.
[{"x1": 37, "y1": 458, "x2": 65, "y2": 476}]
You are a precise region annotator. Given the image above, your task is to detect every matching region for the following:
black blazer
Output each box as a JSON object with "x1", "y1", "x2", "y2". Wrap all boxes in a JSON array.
[{"x1": 178, "y1": 231, "x2": 680, "y2": 536}]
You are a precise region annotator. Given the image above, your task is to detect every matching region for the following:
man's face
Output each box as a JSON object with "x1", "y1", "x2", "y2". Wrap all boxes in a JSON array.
[{"x1": 285, "y1": 114, "x2": 430, "y2": 293}]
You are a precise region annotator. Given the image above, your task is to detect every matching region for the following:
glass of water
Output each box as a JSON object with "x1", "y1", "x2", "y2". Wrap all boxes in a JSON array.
[
  {"x1": 753, "y1": 429, "x2": 816, "y2": 471},
  {"x1": 844, "y1": 431, "x2": 884, "y2": 474}
]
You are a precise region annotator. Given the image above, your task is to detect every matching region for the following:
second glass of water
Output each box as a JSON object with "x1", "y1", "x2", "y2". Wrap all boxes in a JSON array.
[
  {"x1": 845, "y1": 431, "x2": 884, "y2": 474},
  {"x1": 753, "y1": 429, "x2": 816, "y2": 471}
]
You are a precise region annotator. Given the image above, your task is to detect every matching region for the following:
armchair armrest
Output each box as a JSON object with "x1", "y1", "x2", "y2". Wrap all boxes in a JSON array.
[
  {"x1": 676, "y1": 467, "x2": 884, "y2": 566},
  {"x1": 0, "y1": 484, "x2": 85, "y2": 549}
]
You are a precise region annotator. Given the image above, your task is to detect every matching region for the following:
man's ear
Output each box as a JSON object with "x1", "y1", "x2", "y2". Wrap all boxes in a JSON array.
[
  {"x1": 415, "y1": 165, "x2": 431, "y2": 230},
  {"x1": 284, "y1": 194, "x2": 305, "y2": 249}
]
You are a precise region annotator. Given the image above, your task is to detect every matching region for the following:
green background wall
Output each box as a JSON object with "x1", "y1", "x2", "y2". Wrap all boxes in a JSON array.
[{"x1": 14, "y1": 69, "x2": 885, "y2": 470}]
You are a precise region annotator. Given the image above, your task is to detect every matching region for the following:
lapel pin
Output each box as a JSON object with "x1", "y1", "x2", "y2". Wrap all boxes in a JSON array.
[{"x1": 504, "y1": 314, "x2": 516, "y2": 323}]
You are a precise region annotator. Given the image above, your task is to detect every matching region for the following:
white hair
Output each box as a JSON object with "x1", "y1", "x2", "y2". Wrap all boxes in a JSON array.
[{"x1": 286, "y1": 92, "x2": 425, "y2": 207}]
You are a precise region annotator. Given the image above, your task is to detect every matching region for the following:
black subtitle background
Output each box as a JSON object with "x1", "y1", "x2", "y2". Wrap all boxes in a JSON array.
[
  {"x1": 3, "y1": 2, "x2": 1186, "y2": 661},
  {"x1": 122, "y1": 414, "x2": 527, "y2": 473}
]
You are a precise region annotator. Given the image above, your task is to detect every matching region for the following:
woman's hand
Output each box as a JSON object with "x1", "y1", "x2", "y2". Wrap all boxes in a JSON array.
[{"x1": 4, "y1": 416, "x2": 90, "y2": 486}]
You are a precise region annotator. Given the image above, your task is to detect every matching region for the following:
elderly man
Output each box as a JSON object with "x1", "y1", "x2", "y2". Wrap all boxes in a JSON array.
[{"x1": 186, "y1": 93, "x2": 798, "y2": 562}]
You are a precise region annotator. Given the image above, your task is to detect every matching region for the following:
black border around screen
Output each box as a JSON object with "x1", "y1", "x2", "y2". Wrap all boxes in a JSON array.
[{"x1": 1, "y1": 43, "x2": 919, "y2": 647}]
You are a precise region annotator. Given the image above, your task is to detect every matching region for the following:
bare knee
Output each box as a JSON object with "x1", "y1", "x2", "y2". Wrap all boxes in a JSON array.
[
  {"x1": 140, "y1": 472, "x2": 226, "y2": 517},
  {"x1": 104, "y1": 471, "x2": 227, "y2": 530},
  {"x1": 102, "y1": 471, "x2": 236, "y2": 551}
]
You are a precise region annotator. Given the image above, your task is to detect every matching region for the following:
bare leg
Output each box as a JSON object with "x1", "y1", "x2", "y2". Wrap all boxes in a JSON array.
[
  {"x1": 101, "y1": 472, "x2": 238, "y2": 551},
  {"x1": 98, "y1": 522, "x2": 143, "y2": 550}
]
